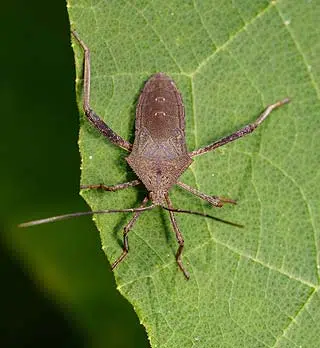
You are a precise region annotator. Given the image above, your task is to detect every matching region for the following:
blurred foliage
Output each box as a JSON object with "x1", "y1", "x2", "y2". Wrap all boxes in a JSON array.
[{"x1": 0, "y1": 0, "x2": 148, "y2": 347}]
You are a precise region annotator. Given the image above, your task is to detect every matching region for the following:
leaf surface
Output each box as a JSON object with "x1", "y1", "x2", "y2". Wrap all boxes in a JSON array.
[{"x1": 68, "y1": 0, "x2": 320, "y2": 346}]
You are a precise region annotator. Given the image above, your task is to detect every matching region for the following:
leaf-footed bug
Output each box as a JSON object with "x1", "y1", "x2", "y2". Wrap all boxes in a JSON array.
[{"x1": 19, "y1": 31, "x2": 290, "y2": 279}]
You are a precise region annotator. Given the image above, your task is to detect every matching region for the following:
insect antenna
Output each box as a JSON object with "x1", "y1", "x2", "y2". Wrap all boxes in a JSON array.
[
  {"x1": 19, "y1": 205, "x2": 243, "y2": 228},
  {"x1": 18, "y1": 205, "x2": 156, "y2": 228},
  {"x1": 162, "y1": 206, "x2": 243, "y2": 228}
]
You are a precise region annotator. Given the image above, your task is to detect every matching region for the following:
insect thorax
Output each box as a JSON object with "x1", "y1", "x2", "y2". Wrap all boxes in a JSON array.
[{"x1": 126, "y1": 153, "x2": 192, "y2": 203}]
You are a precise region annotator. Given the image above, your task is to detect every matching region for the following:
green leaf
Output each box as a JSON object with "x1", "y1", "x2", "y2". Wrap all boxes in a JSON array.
[{"x1": 68, "y1": 0, "x2": 320, "y2": 347}]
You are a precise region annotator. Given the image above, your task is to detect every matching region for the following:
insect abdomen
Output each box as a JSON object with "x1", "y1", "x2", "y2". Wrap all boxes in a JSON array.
[{"x1": 135, "y1": 72, "x2": 185, "y2": 140}]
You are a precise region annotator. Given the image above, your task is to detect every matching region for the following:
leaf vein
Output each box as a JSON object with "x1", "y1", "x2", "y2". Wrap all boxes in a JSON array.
[
  {"x1": 124, "y1": 0, "x2": 183, "y2": 72},
  {"x1": 191, "y1": 1, "x2": 274, "y2": 77},
  {"x1": 276, "y1": 5, "x2": 320, "y2": 100},
  {"x1": 259, "y1": 153, "x2": 319, "y2": 282},
  {"x1": 271, "y1": 287, "x2": 317, "y2": 347}
]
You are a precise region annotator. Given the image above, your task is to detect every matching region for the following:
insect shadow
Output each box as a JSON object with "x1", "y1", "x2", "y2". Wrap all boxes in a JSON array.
[{"x1": 19, "y1": 31, "x2": 290, "y2": 280}]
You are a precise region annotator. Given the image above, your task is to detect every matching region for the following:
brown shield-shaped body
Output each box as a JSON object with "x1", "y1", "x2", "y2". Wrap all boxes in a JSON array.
[{"x1": 126, "y1": 73, "x2": 192, "y2": 204}]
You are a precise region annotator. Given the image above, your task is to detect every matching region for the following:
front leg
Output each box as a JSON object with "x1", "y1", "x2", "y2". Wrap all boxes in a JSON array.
[
  {"x1": 72, "y1": 30, "x2": 132, "y2": 152},
  {"x1": 189, "y1": 98, "x2": 290, "y2": 157},
  {"x1": 111, "y1": 196, "x2": 149, "y2": 270},
  {"x1": 165, "y1": 194, "x2": 190, "y2": 280},
  {"x1": 81, "y1": 180, "x2": 141, "y2": 191},
  {"x1": 177, "y1": 181, "x2": 236, "y2": 207}
]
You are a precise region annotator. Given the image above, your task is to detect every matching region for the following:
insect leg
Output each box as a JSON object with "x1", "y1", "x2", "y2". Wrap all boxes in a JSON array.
[
  {"x1": 177, "y1": 181, "x2": 236, "y2": 207},
  {"x1": 72, "y1": 31, "x2": 132, "y2": 152},
  {"x1": 165, "y1": 194, "x2": 190, "y2": 280},
  {"x1": 81, "y1": 179, "x2": 141, "y2": 191},
  {"x1": 111, "y1": 196, "x2": 149, "y2": 270},
  {"x1": 189, "y1": 98, "x2": 290, "y2": 157}
]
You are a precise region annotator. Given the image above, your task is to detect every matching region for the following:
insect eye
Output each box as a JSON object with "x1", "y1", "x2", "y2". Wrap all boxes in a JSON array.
[{"x1": 173, "y1": 128, "x2": 182, "y2": 137}]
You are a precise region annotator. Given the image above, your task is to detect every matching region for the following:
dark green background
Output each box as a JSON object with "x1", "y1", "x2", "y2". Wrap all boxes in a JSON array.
[{"x1": 1, "y1": 1, "x2": 148, "y2": 347}]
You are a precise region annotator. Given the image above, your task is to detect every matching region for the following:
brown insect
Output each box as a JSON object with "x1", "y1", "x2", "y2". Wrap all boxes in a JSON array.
[{"x1": 20, "y1": 31, "x2": 290, "y2": 279}]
